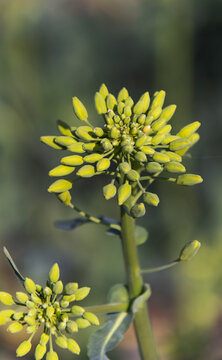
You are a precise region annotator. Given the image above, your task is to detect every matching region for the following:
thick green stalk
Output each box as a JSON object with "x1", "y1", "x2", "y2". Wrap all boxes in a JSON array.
[{"x1": 120, "y1": 207, "x2": 158, "y2": 360}]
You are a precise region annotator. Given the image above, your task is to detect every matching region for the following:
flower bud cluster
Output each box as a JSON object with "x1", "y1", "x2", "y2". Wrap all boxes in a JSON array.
[
  {"x1": 0, "y1": 263, "x2": 99, "y2": 359},
  {"x1": 41, "y1": 84, "x2": 203, "y2": 217}
]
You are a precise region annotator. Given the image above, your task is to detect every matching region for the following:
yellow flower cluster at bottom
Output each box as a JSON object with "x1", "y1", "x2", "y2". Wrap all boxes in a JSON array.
[{"x1": 0, "y1": 263, "x2": 99, "y2": 359}]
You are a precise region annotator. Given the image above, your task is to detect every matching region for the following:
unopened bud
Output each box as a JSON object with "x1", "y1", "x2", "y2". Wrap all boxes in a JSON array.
[
  {"x1": 130, "y1": 203, "x2": 146, "y2": 218},
  {"x1": 179, "y1": 240, "x2": 201, "y2": 261},
  {"x1": 72, "y1": 97, "x2": 88, "y2": 121},
  {"x1": 118, "y1": 183, "x2": 131, "y2": 205},
  {"x1": 95, "y1": 92, "x2": 107, "y2": 114},
  {"x1": 177, "y1": 174, "x2": 203, "y2": 186},
  {"x1": 143, "y1": 192, "x2": 160, "y2": 206}
]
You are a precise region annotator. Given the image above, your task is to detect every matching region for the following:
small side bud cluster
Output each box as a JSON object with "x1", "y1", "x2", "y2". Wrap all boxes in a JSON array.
[
  {"x1": 0, "y1": 262, "x2": 99, "y2": 359},
  {"x1": 41, "y1": 84, "x2": 203, "y2": 218}
]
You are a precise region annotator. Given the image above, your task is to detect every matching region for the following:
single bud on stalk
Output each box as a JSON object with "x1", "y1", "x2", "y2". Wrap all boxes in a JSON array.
[{"x1": 179, "y1": 240, "x2": 201, "y2": 261}]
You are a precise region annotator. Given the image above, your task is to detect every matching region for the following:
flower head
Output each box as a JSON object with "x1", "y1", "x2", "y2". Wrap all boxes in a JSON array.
[
  {"x1": 41, "y1": 84, "x2": 203, "y2": 216},
  {"x1": 0, "y1": 261, "x2": 99, "y2": 359}
]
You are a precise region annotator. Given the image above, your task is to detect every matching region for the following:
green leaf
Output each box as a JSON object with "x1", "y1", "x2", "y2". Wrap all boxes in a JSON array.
[
  {"x1": 87, "y1": 312, "x2": 133, "y2": 360},
  {"x1": 131, "y1": 284, "x2": 151, "y2": 314},
  {"x1": 3, "y1": 247, "x2": 25, "y2": 285},
  {"x1": 135, "y1": 226, "x2": 149, "y2": 245}
]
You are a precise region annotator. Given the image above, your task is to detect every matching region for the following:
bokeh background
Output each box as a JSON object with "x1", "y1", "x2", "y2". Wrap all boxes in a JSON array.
[{"x1": 0, "y1": 0, "x2": 222, "y2": 359}]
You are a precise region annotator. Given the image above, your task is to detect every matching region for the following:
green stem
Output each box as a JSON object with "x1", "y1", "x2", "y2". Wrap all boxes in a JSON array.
[
  {"x1": 120, "y1": 206, "x2": 158, "y2": 360},
  {"x1": 141, "y1": 260, "x2": 179, "y2": 274}
]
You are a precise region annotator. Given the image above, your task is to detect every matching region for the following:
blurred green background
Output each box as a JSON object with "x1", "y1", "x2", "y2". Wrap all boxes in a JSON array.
[{"x1": 0, "y1": 0, "x2": 221, "y2": 359}]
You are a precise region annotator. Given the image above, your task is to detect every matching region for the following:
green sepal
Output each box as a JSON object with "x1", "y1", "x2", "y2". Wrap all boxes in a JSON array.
[
  {"x1": 95, "y1": 92, "x2": 107, "y2": 114},
  {"x1": 72, "y1": 97, "x2": 88, "y2": 121}
]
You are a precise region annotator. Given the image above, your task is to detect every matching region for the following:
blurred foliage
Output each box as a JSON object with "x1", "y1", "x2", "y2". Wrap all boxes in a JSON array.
[{"x1": 0, "y1": 0, "x2": 221, "y2": 359}]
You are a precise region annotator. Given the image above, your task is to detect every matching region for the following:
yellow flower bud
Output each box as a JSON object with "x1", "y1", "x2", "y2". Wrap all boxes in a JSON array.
[
  {"x1": 49, "y1": 165, "x2": 75, "y2": 177},
  {"x1": 103, "y1": 183, "x2": 117, "y2": 200},
  {"x1": 177, "y1": 121, "x2": 201, "y2": 138},
  {"x1": 162, "y1": 151, "x2": 182, "y2": 162},
  {"x1": 118, "y1": 183, "x2": 131, "y2": 205},
  {"x1": 161, "y1": 135, "x2": 179, "y2": 144},
  {"x1": 97, "y1": 158, "x2": 111, "y2": 172},
  {"x1": 16, "y1": 292, "x2": 29, "y2": 304},
  {"x1": 165, "y1": 161, "x2": 186, "y2": 173},
  {"x1": 54, "y1": 136, "x2": 76, "y2": 147},
  {"x1": 0, "y1": 310, "x2": 14, "y2": 325},
  {"x1": 109, "y1": 126, "x2": 120, "y2": 139},
  {"x1": 169, "y1": 138, "x2": 190, "y2": 151},
  {"x1": 67, "y1": 142, "x2": 85, "y2": 153},
  {"x1": 148, "y1": 106, "x2": 162, "y2": 120},
  {"x1": 62, "y1": 294, "x2": 75, "y2": 302},
  {"x1": 46, "y1": 351, "x2": 59, "y2": 360},
  {"x1": 95, "y1": 92, "x2": 107, "y2": 114},
  {"x1": 61, "y1": 154, "x2": 83, "y2": 166},
  {"x1": 94, "y1": 127, "x2": 104, "y2": 137},
  {"x1": 118, "y1": 87, "x2": 129, "y2": 102},
  {"x1": 67, "y1": 338, "x2": 80, "y2": 354},
  {"x1": 24, "y1": 278, "x2": 36, "y2": 294},
  {"x1": 160, "y1": 104, "x2": 176, "y2": 121},
  {"x1": 13, "y1": 311, "x2": 24, "y2": 321},
  {"x1": 75, "y1": 318, "x2": 91, "y2": 329},
  {"x1": 48, "y1": 263, "x2": 60, "y2": 283},
  {"x1": 66, "y1": 320, "x2": 78, "y2": 333},
  {"x1": 151, "y1": 134, "x2": 166, "y2": 145},
  {"x1": 75, "y1": 287, "x2": 90, "y2": 301},
  {"x1": 53, "y1": 281, "x2": 63, "y2": 294},
  {"x1": 75, "y1": 126, "x2": 94, "y2": 141},
  {"x1": 55, "y1": 336, "x2": 68, "y2": 349},
  {"x1": 72, "y1": 97, "x2": 88, "y2": 121},
  {"x1": 40, "y1": 333, "x2": 49, "y2": 346},
  {"x1": 57, "y1": 191, "x2": 72, "y2": 206},
  {"x1": 151, "y1": 90, "x2": 165, "y2": 108},
  {"x1": 139, "y1": 92, "x2": 150, "y2": 112},
  {"x1": 35, "y1": 344, "x2": 47, "y2": 360},
  {"x1": 157, "y1": 124, "x2": 172, "y2": 136},
  {"x1": 136, "y1": 134, "x2": 148, "y2": 148},
  {"x1": 143, "y1": 192, "x2": 160, "y2": 207},
  {"x1": 83, "y1": 142, "x2": 98, "y2": 152},
  {"x1": 141, "y1": 146, "x2": 155, "y2": 155},
  {"x1": 153, "y1": 152, "x2": 170, "y2": 164},
  {"x1": 31, "y1": 293, "x2": 42, "y2": 304},
  {"x1": 16, "y1": 341, "x2": 32, "y2": 357},
  {"x1": 117, "y1": 102, "x2": 125, "y2": 115},
  {"x1": 119, "y1": 162, "x2": 131, "y2": 174},
  {"x1": 84, "y1": 153, "x2": 103, "y2": 163},
  {"x1": 177, "y1": 174, "x2": 203, "y2": 186},
  {"x1": 0, "y1": 291, "x2": 14, "y2": 305},
  {"x1": 135, "y1": 151, "x2": 147, "y2": 162},
  {"x1": 57, "y1": 120, "x2": 73, "y2": 137},
  {"x1": 7, "y1": 322, "x2": 23, "y2": 333},
  {"x1": 179, "y1": 240, "x2": 201, "y2": 261},
  {"x1": 65, "y1": 282, "x2": 78, "y2": 294},
  {"x1": 106, "y1": 94, "x2": 117, "y2": 110},
  {"x1": 133, "y1": 100, "x2": 145, "y2": 115},
  {"x1": 130, "y1": 203, "x2": 146, "y2": 218},
  {"x1": 83, "y1": 312, "x2": 100, "y2": 325},
  {"x1": 40, "y1": 136, "x2": 63, "y2": 150},
  {"x1": 127, "y1": 170, "x2": 140, "y2": 182},
  {"x1": 99, "y1": 83, "x2": 109, "y2": 98},
  {"x1": 151, "y1": 118, "x2": 167, "y2": 132},
  {"x1": 125, "y1": 96, "x2": 134, "y2": 107},
  {"x1": 77, "y1": 165, "x2": 95, "y2": 178},
  {"x1": 146, "y1": 162, "x2": 162, "y2": 173},
  {"x1": 124, "y1": 105, "x2": 132, "y2": 117},
  {"x1": 71, "y1": 305, "x2": 85, "y2": 316},
  {"x1": 48, "y1": 179, "x2": 72, "y2": 193}
]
